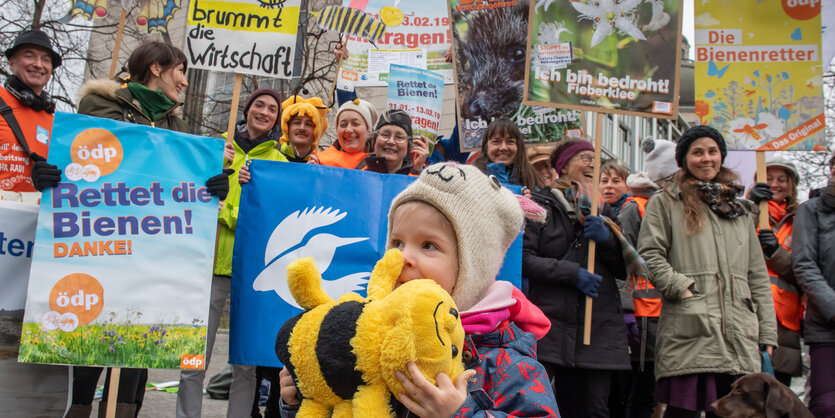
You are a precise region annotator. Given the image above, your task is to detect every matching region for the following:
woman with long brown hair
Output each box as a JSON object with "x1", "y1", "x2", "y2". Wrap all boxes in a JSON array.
[
  {"x1": 471, "y1": 117, "x2": 543, "y2": 191},
  {"x1": 637, "y1": 125, "x2": 777, "y2": 417}
]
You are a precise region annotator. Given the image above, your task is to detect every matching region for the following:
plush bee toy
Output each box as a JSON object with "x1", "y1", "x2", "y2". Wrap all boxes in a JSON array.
[{"x1": 275, "y1": 249, "x2": 465, "y2": 417}]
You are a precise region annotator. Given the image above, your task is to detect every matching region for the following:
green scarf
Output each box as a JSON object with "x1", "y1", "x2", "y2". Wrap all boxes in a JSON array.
[{"x1": 127, "y1": 82, "x2": 175, "y2": 122}]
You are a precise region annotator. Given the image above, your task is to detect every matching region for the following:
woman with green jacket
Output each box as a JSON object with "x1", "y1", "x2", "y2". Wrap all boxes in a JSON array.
[
  {"x1": 70, "y1": 41, "x2": 230, "y2": 418},
  {"x1": 637, "y1": 126, "x2": 777, "y2": 418}
]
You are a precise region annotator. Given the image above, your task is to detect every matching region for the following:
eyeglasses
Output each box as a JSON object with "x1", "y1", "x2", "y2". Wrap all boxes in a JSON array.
[
  {"x1": 377, "y1": 131, "x2": 409, "y2": 144},
  {"x1": 577, "y1": 154, "x2": 594, "y2": 165}
]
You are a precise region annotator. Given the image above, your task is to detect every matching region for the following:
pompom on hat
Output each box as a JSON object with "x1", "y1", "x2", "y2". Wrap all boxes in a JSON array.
[
  {"x1": 675, "y1": 125, "x2": 727, "y2": 168},
  {"x1": 641, "y1": 137, "x2": 678, "y2": 182},
  {"x1": 279, "y1": 95, "x2": 329, "y2": 149},
  {"x1": 387, "y1": 163, "x2": 544, "y2": 311}
]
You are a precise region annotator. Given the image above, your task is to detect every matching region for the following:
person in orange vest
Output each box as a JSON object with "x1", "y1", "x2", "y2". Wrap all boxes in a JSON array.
[
  {"x1": 0, "y1": 29, "x2": 62, "y2": 194},
  {"x1": 310, "y1": 98, "x2": 376, "y2": 169},
  {"x1": 618, "y1": 137, "x2": 677, "y2": 418},
  {"x1": 748, "y1": 157, "x2": 803, "y2": 387}
]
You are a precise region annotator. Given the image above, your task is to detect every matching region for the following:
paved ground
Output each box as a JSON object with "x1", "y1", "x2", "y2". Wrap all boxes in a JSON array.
[{"x1": 91, "y1": 331, "x2": 237, "y2": 418}]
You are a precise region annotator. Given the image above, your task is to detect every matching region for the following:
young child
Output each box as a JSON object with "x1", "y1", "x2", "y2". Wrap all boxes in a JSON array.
[{"x1": 279, "y1": 162, "x2": 559, "y2": 417}]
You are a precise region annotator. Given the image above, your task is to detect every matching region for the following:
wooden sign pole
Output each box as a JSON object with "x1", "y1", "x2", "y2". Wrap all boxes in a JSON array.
[
  {"x1": 326, "y1": 37, "x2": 348, "y2": 109},
  {"x1": 756, "y1": 151, "x2": 769, "y2": 229},
  {"x1": 226, "y1": 73, "x2": 244, "y2": 145},
  {"x1": 583, "y1": 113, "x2": 605, "y2": 345},
  {"x1": 108, "y1": 9, "x2": 128, "y2": 79},
  {"x1": 104, "y1": 367, "x2": 121, "y2": 418}
]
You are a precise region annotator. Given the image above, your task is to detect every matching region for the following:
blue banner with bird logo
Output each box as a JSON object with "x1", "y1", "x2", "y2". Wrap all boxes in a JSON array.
[{"x1": 230, "y1": 161, "x2": 522, "y2": 366}]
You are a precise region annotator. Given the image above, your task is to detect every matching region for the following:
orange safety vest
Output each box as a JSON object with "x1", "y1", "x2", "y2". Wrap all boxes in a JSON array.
[
  {"x1": 0, "y1": 86, "x2": 52, "y2": 192},
  {"x1": 624, "y1": 196, "x2": 661, "y2": 317},
  {"x1": 624, "y1": 196, "x2": 648, "y2": 218},
  {"x1": 316, "y1": 145, "x2": 369, "y2": 169},
  {"x1": 766, "y1": 218, "x2": 802, "y2": 332}
]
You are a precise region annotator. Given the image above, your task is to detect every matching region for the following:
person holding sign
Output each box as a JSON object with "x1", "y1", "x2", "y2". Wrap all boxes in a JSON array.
[
  {"x1": 356, "y1": 109, "x2": 428, "y2": 175},
  {"x1": 747, "y1": 157, "x2": 803, "y2": 389},
  {"x1": 1, "y1": 29, "x2": 62, "y2": 194},
  {"x1": 71, "y1": 41, "x2": 232, "y2": 418},
  {"x1": 276, "y1": 95, "x2": 328, "y2": 163},
  {"x1": 178, "y1": 87, "x2": 286, "y2": 418},
  {"x1": 637, "y1": 126, "x2": 776, "y2": 417},
  {"x1": 311, "y1": 98, "x2": 376, "y2": 168},
  {"x1": 471, "y1": 118, "x2": 543, "y2": 191},
  {"x1": 522, "y1": 137, "x2": 631, "y2": 418}
]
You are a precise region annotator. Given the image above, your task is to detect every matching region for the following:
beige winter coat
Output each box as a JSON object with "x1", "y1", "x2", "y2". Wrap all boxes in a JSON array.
[{"x1": 637, "y1": 184, "x2": 778, "y2": 379}]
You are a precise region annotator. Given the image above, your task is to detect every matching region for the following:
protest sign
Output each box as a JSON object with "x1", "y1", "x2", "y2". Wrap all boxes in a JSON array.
[
  {"x1": 0, "y1": 200, "x2": 68, "y2": 417},
  {"x1": 185, "y1": 0, "x2": 301, "y2": 78},
  {"x1": 694, "y1": 0, "x2": 825, "y2": 151},
  {"x1": 448, "y1": 0, "x2": 581, "y2": 151},
  {"x1": 230, "y1": 161, "x2": 522, "y2": 366},
  {"x1": 0, "y1": 200, "x2": 37, "y2": 360},
  {"x1": 523, "y1": 0, "x2": 682, "y2": 118},
  {"x1": 18, "y1": 113, "x2": 222, "y2": 369},
  {"x1": 336, "y1": 0, "x2": 453, "y2": 86},
  {"x1": 386, "y1": 64, "x2": 445, "y2": 148}
]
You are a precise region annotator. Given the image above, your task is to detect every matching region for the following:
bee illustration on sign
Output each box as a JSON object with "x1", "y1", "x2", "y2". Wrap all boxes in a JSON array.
[{"x1": 252, "y1": 207, "x2": 370, "y2": 309}]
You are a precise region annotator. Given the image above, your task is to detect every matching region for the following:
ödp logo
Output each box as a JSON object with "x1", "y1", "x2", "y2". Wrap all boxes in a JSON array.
[
  {"x1": 65, "y1": 128, "x2": 124, "y2": 182},
  {"x1": 48, "y1": 273, "x2": 104, "y2": 330},
  {"x1": 180, "y1": 354, "x2": 205, "y2": 369},
  {"x1": 781, "y1": 0, "x2": 820, "y2": 20}
]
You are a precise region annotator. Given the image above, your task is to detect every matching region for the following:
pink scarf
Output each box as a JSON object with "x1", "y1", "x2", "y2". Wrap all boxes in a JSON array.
[{"x1": 460, "y1": 281, "x2": 551, "y2": 339}]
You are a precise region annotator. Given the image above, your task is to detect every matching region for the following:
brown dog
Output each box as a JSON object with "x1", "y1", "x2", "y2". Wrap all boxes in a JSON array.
[{"x1": 712, "y1": 373, "x2": 813, "y2": 418}]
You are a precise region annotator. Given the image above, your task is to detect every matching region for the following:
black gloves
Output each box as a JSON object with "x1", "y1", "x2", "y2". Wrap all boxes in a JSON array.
[
  {"x1": 30, "y1": 152, "x2": 62, "y2": 191},
  {"x1": 749, "y1": 182, "x2": 773, "y2": 205},
  {"x1": 206, "y1": 168, "x2": 234, "y2": 200},
  {"x1": 758, "y1": 229, "x2": 780, "y2": 257}
]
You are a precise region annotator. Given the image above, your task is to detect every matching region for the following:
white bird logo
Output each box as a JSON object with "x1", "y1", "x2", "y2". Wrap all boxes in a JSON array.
[{"x1": 253, "y1": 207, "x2": 370, "y2": 308}]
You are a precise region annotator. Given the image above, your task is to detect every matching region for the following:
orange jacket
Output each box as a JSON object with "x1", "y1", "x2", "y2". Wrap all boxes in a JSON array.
[
  {"x1": 0, "y1": 86, "x2": 52, "y2": 192},
  {"x1": 316, "y1": 145, "x2": 368, "y2": 169},
  {"x1": 766, "y1": 215, "x2": 801, "y2": 332}
]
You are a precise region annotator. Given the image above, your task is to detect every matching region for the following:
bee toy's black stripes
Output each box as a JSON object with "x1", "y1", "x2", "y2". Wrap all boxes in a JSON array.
[{"x1": 316, "y1": 300, "x2": 366, "y2": 399}]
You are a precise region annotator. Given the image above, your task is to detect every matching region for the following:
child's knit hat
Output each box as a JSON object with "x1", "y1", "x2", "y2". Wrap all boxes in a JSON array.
[
  {"x1": 387, "y1": 162, "x2": 525, "y2": 312},
  {"x1": 279, "y1": 95, "x2": 328, "y2": 149}
]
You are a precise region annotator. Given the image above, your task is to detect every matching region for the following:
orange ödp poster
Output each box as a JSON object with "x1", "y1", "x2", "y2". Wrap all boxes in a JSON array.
[{"x1": 694, "y1": 0, "x2": 826, "y2": 151}]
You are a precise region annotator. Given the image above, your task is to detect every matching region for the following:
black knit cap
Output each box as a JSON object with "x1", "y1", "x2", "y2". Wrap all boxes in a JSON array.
[
  {"x1": 5, "y1": 29, "x2": 62, "y2": 68},
  {"x1": 675, "y1": 125, "x2": 727, "y2": 167},
  {"x1": 375, "y1": 109, "x2": 413, "y2": 139}
]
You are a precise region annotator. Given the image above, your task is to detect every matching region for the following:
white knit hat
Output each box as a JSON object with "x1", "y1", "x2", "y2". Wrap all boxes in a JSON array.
[
  {"x1": 626, "y1": 172, "x2": 659, "y2": 190},
  {"x1": 641, "y1": 137, "x2": 678, "y2": 183},
  {"x1": 765, "y1": 156, "x2": 799, "y2": 184},
  {"x1": 335, "y1": 98, "x2": 376, "y2": 131},
  {"x1": 387, "y1": 163, "x2": 524, "y2": 311}
]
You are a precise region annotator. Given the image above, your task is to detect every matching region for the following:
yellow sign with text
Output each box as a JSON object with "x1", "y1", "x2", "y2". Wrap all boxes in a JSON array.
[{"x1": 694, "y1": 0, "x2": 825, "y2": 151}]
